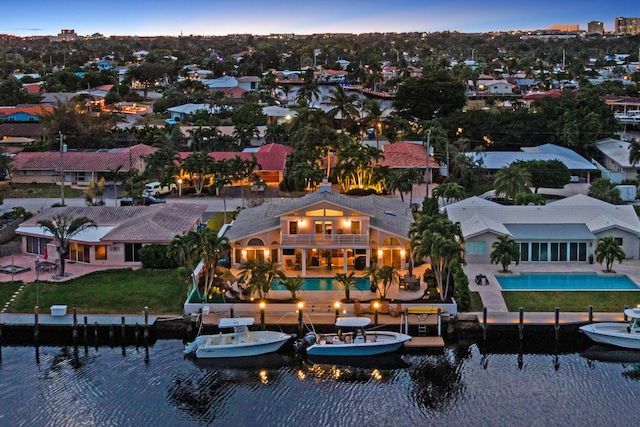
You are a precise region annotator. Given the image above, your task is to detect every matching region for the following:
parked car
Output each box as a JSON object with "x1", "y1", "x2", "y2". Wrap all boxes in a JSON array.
[
  {"x1": 143, "y1": 181, "x2": 176, "y2": 197},
  {"x1": 143, "y1": 195, "x2": 166, "y2": 205}
]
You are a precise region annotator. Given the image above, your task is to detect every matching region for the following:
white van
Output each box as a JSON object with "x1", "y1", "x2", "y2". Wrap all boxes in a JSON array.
[{"x1": 144, "y1": 181, "x2": 176, "y2": 197}]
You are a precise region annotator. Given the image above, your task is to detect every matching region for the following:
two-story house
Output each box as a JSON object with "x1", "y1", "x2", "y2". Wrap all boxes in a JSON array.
[{"x1": 224, "y1": 187, "x2": 413, "y2": 276}]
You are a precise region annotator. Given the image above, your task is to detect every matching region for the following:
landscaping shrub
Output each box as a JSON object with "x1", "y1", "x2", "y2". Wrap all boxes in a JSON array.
[
  {"x1": 139, "y1": 244, "x2": 178, "y2": 269},
  {"x1": 452, "y1": 264, "x2": 471, "y2": 311}
]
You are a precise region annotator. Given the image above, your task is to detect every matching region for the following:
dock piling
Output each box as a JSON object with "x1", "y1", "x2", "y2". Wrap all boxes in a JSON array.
[
  {"x1": 143, "y1": 307, "x2": 149, "y2": 340},
  {"x1": 554, "y1": 307, "x2": 560, "y2": 341},
  {"x1": 94, "y1": 321, "x2": 99, "y2": 346},
  {"x1": 518, "y1": 307, "x2": 524, "y2": 340},
  {"x1": 297, "y1": 305, "x2": 304, "y2": 337},
  {"x1": 230, "y1": 307, "x2": 234, "y2": 318},
  {"x1": 109, "y1": 324, "x2": 115, "y2": 341},
  {"x1": 624, "y1": 305, "x2": 629, "y2": 322},
  {"x1": 72, "y1": 306, "x2": 78, "y2": 343},
  {"x1": 260, "y1": 303, "x2": 266, "y2": 331},
  {"x1": 83, "y1": 316, "x2": 88, "y2": 344},
  {"x1": 121, "y1": 317, "x2": 126, "y2": 342},
  {"x1": 34, "y1": 305, "x2": 39, "y2": 340},
  {"x1": 482, "y1": 307, "x2": 487, "y2": 340},
  {"x1": 588, "y1": 305, "x2": 593, "y2": 323}
]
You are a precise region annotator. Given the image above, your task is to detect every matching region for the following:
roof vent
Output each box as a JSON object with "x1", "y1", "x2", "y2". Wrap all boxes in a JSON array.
[{"x1": 384, "y1": 211, "x2": 396, "y2": 216}]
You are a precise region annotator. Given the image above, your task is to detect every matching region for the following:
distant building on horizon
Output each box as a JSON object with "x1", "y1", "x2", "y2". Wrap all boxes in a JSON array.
[
  {"x1": 587, "y1": 21, "x2": 605, "y2": 34},
  {"x1": 549, "y1": 24, "x2": 580, "y2": 32},
  {"x1": 53, "y1": 29, "x2": 78, "y2": 42},
  {"x1": 615, "y1": 17, "x2": 640, "y2": 35}
]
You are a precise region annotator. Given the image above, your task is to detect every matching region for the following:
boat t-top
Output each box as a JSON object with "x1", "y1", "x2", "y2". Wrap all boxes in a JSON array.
[{"x1": 579, "y1": 306, "x2": 640, "y2": 350}]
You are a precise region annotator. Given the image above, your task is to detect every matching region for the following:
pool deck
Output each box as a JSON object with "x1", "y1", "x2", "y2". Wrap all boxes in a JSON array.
[{"x1": 465, "y1": 260, "x2": 640, "y2": 314}]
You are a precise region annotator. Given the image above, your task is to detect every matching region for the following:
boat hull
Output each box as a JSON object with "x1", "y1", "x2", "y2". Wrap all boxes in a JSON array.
[
  {"x1": 306, "y1": 332, "x2": 412, "y2": 357},
  {"x1": 579, "y1": 323, "x2": 640, "y2": 350},
  {"x1": 185, "y1": 331, "x2": 292, "y2": 359}
]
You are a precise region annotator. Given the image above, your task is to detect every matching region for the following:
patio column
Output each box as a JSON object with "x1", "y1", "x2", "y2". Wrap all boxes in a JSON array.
[
  {"x1": 279, "y1": 247, "x2": 283, "y2": 269},
  {"x1": 365, "y1": 250, "x2": 370, "y2": 268},
  {"x1": 301, "y1": 248, "x2": 307, "y2": 276},
  {"x1": 343, "y1": 250, "x2": 348, "y2": 274}
]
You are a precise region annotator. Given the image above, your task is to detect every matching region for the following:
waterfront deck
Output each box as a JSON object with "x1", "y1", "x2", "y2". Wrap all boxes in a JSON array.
[
  {"x1": 477, "y1": 311, "x2": 625, "y2": 326},
  {"x1": 0, "y1": 313, "x2": 159, "y2": 326}
]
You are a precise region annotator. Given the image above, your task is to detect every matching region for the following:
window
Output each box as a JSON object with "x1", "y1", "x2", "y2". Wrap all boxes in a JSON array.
[
  {"x1": 520, "y1": 243, "x2": 529, "y2": 261},
  {"x1": 382, "y1": 237, "x2": 401, "y2": 246},
  {"x1": 283, "y1": 248, "x2": 295, "y2": 256},
  {"x1": 68, "y1": 242, "x2": 91, "y2": 262},
  {"x1": 26, "y1": 236, "x2": 50, "y2": 255},
  {"x1": 615, "y1": 237, "x2": 623, "y2": 246},
  {"x1": 125, "y1": 243, "x2": 143, "y2": 262},
  {"x1": 95, "y1": 245, "x2": 107, "y2": 261},
  {"x1": 466, "y1": 241, "x2": 486, "y2": 254},
  {"x1": 351, "y1": 220, "x2": 361, "y2": 234},
  {"x1": 289, "y1": 221, "x2": 298, "y2": 234},
  {"x1": 247, "y1": 238, "x2": 265, "y2": 246}
]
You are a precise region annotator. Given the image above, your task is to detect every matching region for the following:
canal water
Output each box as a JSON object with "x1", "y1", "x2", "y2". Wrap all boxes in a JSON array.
[{"x1": 0, "y1": 335, "x2": 638, "y2": 426}]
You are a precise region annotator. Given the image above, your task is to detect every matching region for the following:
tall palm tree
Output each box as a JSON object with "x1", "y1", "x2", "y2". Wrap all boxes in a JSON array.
[
  {"x1": 37, "y1": 214, "x2": 96, "y2": 277},
  {"x1": 629, "y1": 139, "x2": 640, "y2": 167},
  {"x1": 363, "y1": 99, "x2": 388, "y2": 149},
  {"x1": 493, "y1": 163, "x2": 531, "y2": 201},
  {"x1": 490, "y1": 235, "x2": 521, "y2": 273},
  {"x1": 363, "y1": 265, "x2": 381, "y2": 295},
  {"x1": 181, "y1": 228, "x2": 231, "y2": 298},
  {"x1": 595, "y1": 236, "x2": 626, "y2": 272},
  {"x1": 335, "y1": 271, "x2": 357, "y2": 301},
  {"x1": 105, "y1": 165, "x2": 123, "y2": 206},
  {"x1": 327, "y1": 85, "x2": 359, "y2": 133},
  {"x1": 432, "y1": 182, "x2": 466, "y2": 205}
]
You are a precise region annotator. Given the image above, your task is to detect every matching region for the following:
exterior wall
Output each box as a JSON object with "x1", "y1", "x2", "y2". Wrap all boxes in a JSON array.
[
  {"x1": 11, "y1": 170, "x2": 58, "y2": 184},
  {"x1": 595, "y1": 229, "x2": 640, "y2": 260},
  {"x1": 231, "y1": 229, "x2": 281, "y2": 267},
  {"x1": 2, "y1": 112, "x2": 39, "y2": 122},
  {"x1": 463, "y1": 234, "x2": 495, "y2": 264}
]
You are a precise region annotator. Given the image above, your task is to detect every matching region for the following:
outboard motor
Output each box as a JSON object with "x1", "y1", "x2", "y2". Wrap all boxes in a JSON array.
[{"x1": 295, "y1": 332, "x2": 316, "y2": 355}]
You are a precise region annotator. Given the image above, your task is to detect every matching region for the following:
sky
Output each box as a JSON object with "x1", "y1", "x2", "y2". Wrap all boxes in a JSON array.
[{"x1": 2, "y1": 1, "x2": 640, "y2": 37}]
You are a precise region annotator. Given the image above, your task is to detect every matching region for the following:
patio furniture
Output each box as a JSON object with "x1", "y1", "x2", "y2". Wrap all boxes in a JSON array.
[{"x1": 475, "y1": 274, "x2": 489, "y2": 285}]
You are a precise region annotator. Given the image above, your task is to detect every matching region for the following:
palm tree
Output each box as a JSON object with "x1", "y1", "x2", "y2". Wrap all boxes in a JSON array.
[
  {"x1": 327, "y1": 85, "x2": 359, "y2": 133},
  {"x1": 514, "y1": 192, "x2": 545, "y2": 206},
  {"x1": 432, "y1": 182, "x2": 466, "y2": 205},
  {"x1": 239, "y1": 259, "x2": 284, "y2": 299},
  {"x1": 629, "y1": 139, "x2": 640, "y2": 167},
  {"x1": 363, "y1": 99, "x2": 388, "y2": 149},
  {"x1": 490, "y1": 235, "x2": 521, "y2": 273},
  {"x1": 493, "y1": 163, "x2": 531, "y2": 201},
  {"x1": 37, "y1": 214, "x2": 96, "y2": 277},
  {"x1": 105, "y1": 165, "x2": 123, "y2": 206},
  {"x1": 279, "y1": 276, "x2": 305, "y2": 300},
  {"x1": 335, "y1": 271, "x2": 357, "y2": 301},
  {"x1": 377, "y1": 266, "x2": 398, "y2": 300},
  {"x1": 387, "y1": 168, "x2": 423, "y2": 204},
  {"x1": 595, "y1": 236, "x2": 626, "y2": 272},
  {"x1": 363, "y1": 265, "x2": 381, "y2": 295}
]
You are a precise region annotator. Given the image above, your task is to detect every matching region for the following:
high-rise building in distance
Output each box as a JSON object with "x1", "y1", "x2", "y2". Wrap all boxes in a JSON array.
[
  {"x1": 615, "y1": 17, "x2": 640, "y2": 35},
  {"x1": 587, "y1": 21, "x2": 605, "y2": 34}
]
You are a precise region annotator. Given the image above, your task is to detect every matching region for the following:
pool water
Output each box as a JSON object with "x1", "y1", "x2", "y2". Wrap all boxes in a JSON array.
[
  {"x1": 272, "y1": 277, "x2": 370, "y2": 291},
  {"x1": 496, "y1": 273, "x2": 640, "y2": 291}
]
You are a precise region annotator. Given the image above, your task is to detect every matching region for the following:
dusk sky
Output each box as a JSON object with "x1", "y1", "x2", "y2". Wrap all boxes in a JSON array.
[{"x1": 3, "y1": 1, "x2": 640, "y2": 37}]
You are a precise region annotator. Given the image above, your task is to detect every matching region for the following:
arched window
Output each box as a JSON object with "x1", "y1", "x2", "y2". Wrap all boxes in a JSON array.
[
  {"x1": 247, "y1": 238, "x2": 265, "y2": 247},
  {"x1": 383, "y1": 237, "x2": 401, "y2": 246}
]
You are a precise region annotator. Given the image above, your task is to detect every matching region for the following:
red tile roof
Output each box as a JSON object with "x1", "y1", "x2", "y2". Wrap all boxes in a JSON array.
[
  {"x1": 378, "y1": 142, "x2": 439, "y2": 169},
  {"x1": 11, "y1": 144, "x2": 155, "y2": 172},
  {"x1": 178, "y1": 144, "x2": 292, "y2": 172},
  {"x1": 0, "y1": 105, "x2": 52, "y2": 118},
  {"x1": 221, "y1": 86, "x2": 248, "y2": 99},
  {"x1": 0, "y1": 123, "x2": 45, "y2": 138}
]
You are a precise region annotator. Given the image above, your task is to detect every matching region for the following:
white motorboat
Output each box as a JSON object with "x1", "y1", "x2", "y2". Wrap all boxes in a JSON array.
[
  {"x1": 579, "y1": 307, "x2": 640, "y2": 350},
  {"x1": 296, "y1": 317, "x2": 412, "y2": 357},
  {"x1": 184, "y1": 317, "x2": 292, "y2": 359}
]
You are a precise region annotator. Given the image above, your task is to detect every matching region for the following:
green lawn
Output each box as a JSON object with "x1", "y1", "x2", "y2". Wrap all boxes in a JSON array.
[
  {"x1": 502, "y1": 291, "x2": 640, "y2": 312},
  {"x1": 0, "y1": 183, "x2": 84, "y2": 199},
  {"x1": 10, "y1": 269, "x2": 190, "y2": 315},
  {"x1": 206, "y1": 212, "x2": 228, "y2": 232},
  {"x1": 469, "y1": 291, "x2": 484, "y2": 312},
  {"x1": 0, "y1": 281, "x2": 23, "y2": 307}
]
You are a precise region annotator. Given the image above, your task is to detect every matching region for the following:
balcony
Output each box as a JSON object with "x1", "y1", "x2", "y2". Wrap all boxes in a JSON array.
[{"x1": 280, "y1": 233, "x2": 369, "y2": 247}]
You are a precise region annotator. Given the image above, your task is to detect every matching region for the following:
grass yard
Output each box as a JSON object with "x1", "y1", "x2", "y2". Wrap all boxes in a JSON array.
[
  {"x1": 11, "y1": 268, "x2": 189, "y2": 315},
  {"x1": 502, "y1": 291, "x2": 640, "y2": 312},
  {"x1": 469, "y1": 291, "x2": 484, "y2": 312},
  {"x1": 0, "y1": 281, "x2": 23, "y2": 307},
  {"x1": 0, "y1": 183, "x2": 84, "y2": 199},
  {"x1": 206, "y1": 212, "x2": 228, "y2": 232}
]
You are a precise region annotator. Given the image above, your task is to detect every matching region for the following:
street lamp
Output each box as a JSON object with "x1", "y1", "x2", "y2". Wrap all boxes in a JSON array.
[{"x1": 177, "y1": 179, "x2": 183, "y2": 197}]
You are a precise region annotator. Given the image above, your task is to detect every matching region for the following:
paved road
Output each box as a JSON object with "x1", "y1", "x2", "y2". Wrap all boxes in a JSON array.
[{"x1": 3, "y1": 196, "x2": 247, "y2": 213}]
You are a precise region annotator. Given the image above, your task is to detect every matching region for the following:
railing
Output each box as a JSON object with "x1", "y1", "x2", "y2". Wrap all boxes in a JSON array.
[{"x1": 280, "y1": 233, "x2": 369, "y2": 246}]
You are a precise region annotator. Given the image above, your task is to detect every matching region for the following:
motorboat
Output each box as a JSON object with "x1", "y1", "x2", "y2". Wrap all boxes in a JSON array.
[
  {"x1": 184, "y1": 317, "x2": 292, "y2": 359},
  {"x1": 579, "y1": 307, "x2": 640, "y2": 350},
  {"x1": 296, "y1": 317, "x2": 412, "y2": 357}
]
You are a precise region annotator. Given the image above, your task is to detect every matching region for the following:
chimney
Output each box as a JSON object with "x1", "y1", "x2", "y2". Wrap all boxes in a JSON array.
[{"x1": 319, "y1": 178, "x2": 332, "y2": 193}]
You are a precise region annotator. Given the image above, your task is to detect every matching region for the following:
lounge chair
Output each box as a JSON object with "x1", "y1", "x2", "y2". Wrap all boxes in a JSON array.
[{"x1": 390, "y1": 303, "x2": 403, "y2": 317}]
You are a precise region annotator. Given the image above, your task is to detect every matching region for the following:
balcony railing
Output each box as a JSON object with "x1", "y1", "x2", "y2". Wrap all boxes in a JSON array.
[{"x1": 280, "y1": 233, "x2": 369, "y2": 246}]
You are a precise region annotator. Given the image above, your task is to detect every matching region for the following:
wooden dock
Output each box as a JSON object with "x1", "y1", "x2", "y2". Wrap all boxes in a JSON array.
[{"x1": 405, "y1": 336, "x2": 445, "y2": 350}]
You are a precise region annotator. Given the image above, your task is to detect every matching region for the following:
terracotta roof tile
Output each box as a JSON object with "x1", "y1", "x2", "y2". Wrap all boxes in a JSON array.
[{"x1": 378, "y1": 142, "x2": 438, "y2": 169}]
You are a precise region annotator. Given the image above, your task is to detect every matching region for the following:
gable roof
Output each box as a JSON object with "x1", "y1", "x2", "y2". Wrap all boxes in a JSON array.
[
  {"x1": 225, "y1": 191, "x2": 413, "y2": 242},
  {"x1": 0, "y1": 105, "x2": 52, "y2": 119},
  {"x1": 446, "y1": 194, "x2": 640, "y2": 238},
  {"x1": 177, "y1": 143, "x2": 292, "y2": 172},
  {"x1": 597, "y1": 138, "x2": 633, "y2": 168},
  {"x1": 18, "y1": 203, "x2": 207, "y2": 243}
]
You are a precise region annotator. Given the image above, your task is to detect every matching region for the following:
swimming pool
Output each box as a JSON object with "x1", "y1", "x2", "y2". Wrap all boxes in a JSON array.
[
  {"x1": 272, "y1": 277, "x2": 370, "y2": 291},
  {"x1": 496, "y1": 273, "x2": 640, "y2": 291}
]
